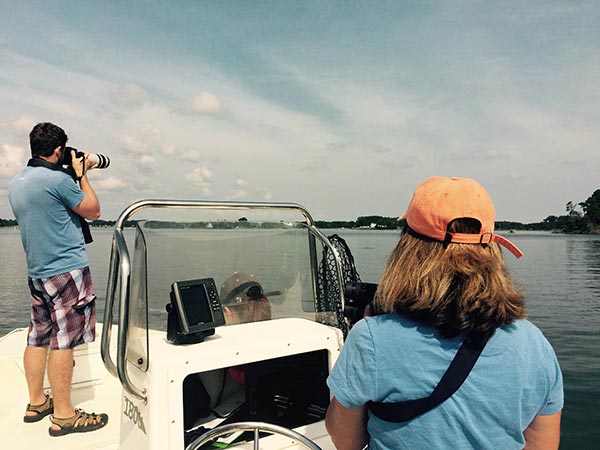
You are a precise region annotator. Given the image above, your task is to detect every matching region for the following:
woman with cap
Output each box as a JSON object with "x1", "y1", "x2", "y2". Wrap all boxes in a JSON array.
[
  {"x1": 220, "y1": 272, "x2": 272, "y2": 325},
  {"x1": 325, "y1": 177, "x2": 562, "y2": 450}
]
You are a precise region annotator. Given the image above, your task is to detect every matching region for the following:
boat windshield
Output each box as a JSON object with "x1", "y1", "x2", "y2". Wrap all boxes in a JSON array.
[{"x1": 115, "y1": 203, "x2": 345, "y2": 373}]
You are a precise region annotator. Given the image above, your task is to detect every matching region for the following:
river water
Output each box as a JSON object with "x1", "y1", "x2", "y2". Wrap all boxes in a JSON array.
[{"x1": 1, "y1": 228, "x2": 598, "y2": 449}]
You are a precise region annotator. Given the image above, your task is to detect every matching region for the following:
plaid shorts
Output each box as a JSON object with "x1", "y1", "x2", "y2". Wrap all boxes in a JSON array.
[{"x1": 27, "y1": 267, "x2": 96, "y2": 350}]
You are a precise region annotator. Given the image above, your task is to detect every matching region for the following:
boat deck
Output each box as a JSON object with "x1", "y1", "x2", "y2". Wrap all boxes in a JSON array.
[
  {"x1": 0, "y1": 326, "x2": 121, "y2": 450},
  {"x1": 0, "y1": 322, "x2": 338, "y2": 449}
]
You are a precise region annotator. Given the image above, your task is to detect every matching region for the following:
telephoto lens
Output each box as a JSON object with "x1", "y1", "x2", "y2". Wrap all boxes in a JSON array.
[
  {"x1": 63, "y1": 147, "x2": 110, "y2": 169},
  {"x1": 87, "y1": 153, "x2": 110, "y2": 169}
]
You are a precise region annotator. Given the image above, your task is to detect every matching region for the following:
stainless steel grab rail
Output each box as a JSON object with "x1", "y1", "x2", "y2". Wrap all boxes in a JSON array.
[{"x1": 100, "y1": 199, "x2": 347, "y2": 403}]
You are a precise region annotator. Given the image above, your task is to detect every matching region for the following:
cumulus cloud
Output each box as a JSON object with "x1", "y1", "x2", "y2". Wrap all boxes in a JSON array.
[
  {"x1": 0, "y1": 116, "x2": 36, "y2": 134},
  {"x1": 161, "y1": 144, "x2": 175, "y2": 156},
  {"x1": 139, "y1": 154, "x2": 156, "y2": 167},
  {"x1": 117, "y1": 135, "x2": 148, "y2": 153},
  {"x1": 185, "y1": 166, "x2": 214, "y2": 193},
  {"x1": 233, "y1": 184, "x2": 272, "y2": 201},
  {"x1": 139, "y1": 124, "x2": 163, "y2": 142},
  {"x1": 110, "y1": 84, "x2": 151, "y2": 108},
  {"x1": 256, "y1": 186, "x2": 272, "y2": 201},
  {"x1": 0, "y1": 144, "x2": 26, "y2": 177},
  {"x1": 95, "y1": 176, "x2": 127, "y2": 190},
  {"x1": 181, "y1": 150, "x2": 201, "y2": 162},
  {"x1": 191, "y1": 92, "x2": 221, "y2": 114},
  {"x1": 230, "y1": 190, "x2": 248, "y2": 199}
]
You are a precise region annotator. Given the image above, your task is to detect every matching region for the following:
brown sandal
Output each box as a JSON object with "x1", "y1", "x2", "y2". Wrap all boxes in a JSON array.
[
  {"x1": 49, "y1": 408, "x2": 109, "y2": 437},
  {"x1": 23, "y1": 394, "x2": 54, "y2": 423}
]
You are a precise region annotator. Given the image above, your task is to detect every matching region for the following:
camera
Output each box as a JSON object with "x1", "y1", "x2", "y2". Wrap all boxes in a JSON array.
[
  {"x1": 62, "y1": 146, "x2": 110, "y2": 169},
  {"x1": 343, "y1": 282, "x2": 378, "y2": 323}
]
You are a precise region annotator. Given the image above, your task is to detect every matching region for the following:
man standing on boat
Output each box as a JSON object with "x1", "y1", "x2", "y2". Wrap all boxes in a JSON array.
[{"x1": 8, "y1": 122, "x2": 108, "y2": 436}]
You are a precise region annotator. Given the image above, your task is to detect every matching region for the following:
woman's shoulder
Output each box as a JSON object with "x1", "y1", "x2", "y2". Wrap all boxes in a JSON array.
[
  {"x1": 364, "y1": 312, "x2": 438, "y2": 330},
  {"x1": 498, "y1": 319, "x2": 546, "y2": 339},
  {"x1": 360, "y1": 313, "x2": 442, "y2": 344},
  {"x1": 363, "y1": 312, "x2": 417, "y2": 329},
  {"x1": 494, "y1": 319, "x2": 556, "y2": 355}
]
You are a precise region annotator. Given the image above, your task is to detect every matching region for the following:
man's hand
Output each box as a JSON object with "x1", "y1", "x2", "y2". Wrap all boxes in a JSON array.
[
  {"x1": 70, "y1": 150, "x2": 94, "y2": 179},
  {"x1": 70, "y1": 150, "x2": 86, "y2": 179}
]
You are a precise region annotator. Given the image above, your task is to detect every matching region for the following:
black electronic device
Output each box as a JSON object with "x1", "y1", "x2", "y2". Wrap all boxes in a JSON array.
[{"x1": 166, "y1": 277, "x2": 225, "y2": 345}]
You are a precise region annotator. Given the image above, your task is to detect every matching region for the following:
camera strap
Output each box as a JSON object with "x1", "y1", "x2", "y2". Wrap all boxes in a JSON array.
[
  {"x1": 27, "y1": 158, "x2": 93, "y2": 244},
  {"x1": 368, "y1": 331, "x2": 488, "y2": 422}
]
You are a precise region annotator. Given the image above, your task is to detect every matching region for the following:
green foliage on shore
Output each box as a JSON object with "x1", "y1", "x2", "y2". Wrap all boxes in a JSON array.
[
  {"x1": 545, "y1": 190, "x2": 600, "y2": 234},
  {"x1": 3, "y1": 189, "x2": 599, "y2": 233}
]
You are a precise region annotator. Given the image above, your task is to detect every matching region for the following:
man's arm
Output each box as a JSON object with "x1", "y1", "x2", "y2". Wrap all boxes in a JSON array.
[
  {"x1": 70, "y1": 151, "x2": 100, "y2": 220},
  {"x1": 72, "y1": 174, "x2": 100, "y2": 220},
  {"x1": 523, "y1": 411, "x2": 561, "y2": 450},
  {"x1": 325, "y1": 397, "x2": 368, "y2": 450}
]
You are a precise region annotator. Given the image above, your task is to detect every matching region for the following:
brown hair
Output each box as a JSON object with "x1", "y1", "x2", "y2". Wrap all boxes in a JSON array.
[
  {"x1": 225, "y1": 298, "x2": 272, "y2": 325},
  {"x1": 375, "y1": 219, "x2": 525, "y2": 339}
]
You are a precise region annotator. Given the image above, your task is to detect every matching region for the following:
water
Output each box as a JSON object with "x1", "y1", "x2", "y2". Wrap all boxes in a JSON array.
[{"x1": 1, "y1": 228, "x2": 598, "y2": 449}]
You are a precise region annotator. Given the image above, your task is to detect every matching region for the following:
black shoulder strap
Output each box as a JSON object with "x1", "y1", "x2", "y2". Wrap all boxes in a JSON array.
[
  {"x1": 27, "y1": 158, "x2": 93, "y2": 244},
  {"x1": 368, "y1": 332, "x2": 487, "y2": 422},
  {"x1": 27, "y1": 157, "x2": 76, "y2": 178}
]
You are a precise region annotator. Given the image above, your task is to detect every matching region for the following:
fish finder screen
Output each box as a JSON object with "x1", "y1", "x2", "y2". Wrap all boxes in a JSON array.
[
  {"x1": 168, "y1": 278, "x2": 224, "y2": 343},
  {"x1": 179, "y1": 284, "x2": 212, "y2": 326}
]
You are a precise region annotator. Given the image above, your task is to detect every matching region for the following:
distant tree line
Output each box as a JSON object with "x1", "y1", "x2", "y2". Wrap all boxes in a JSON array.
[
  {"x1": 317, "y1": 189, "x2": 600, "y2": 233},
  {"x1": 2, "y1": 189, "x2": 599, "y2": 233},
  {"x1": 548, "y1": 189, "x2": 600, "y2": 233}
]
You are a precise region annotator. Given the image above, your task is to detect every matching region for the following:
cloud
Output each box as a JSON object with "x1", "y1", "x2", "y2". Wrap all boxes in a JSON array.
[
  {"x1": 191, "y1": 92, "x2": 222, "y2": 114},
  {"x1": 442, "y1": 149, "x2": 511, "y2": 164},
  {"x1": 139, "y1": 154, "x2": 156, "y2": 168},
  {"x1": 370, "y1": 145, "x2": 393, "y2": 154},
  {"x1": 185, "y1": 166, "x2": 214, "y2": 193},
  {"x1": 0, "y1": 144, "x2": 26, "y2": 177},
  {"x1": 94, "y1": 176, "x2": 127, "y2": 190},
  {"x1": 230, "y1": 189, "x2": 248, "y2": 199},
  {"x1": 139, "y1": 124, "x2": 163, "y2": 141},
  {"x1": 161, "y1": 144, "x2": 175, "y2": 156},
  {"x1": 256, "y1": 187, "x2": 273, "y2": 201},
  {"x1": 378, "y1": 155, "x2": 420, "y2": 170},
  {"x1": 181, "y1": 150, "x2": 201, "y2": 162},
  {"x1": 0, "y1": 116, "x2": 36, "y2": 134},
  {"x1": 109, "y1": 84, "x2": 151, "y2": 108},
  {"x1": 117, "y1": 135, "x2": 148, "y2": 153},
  {"x1": 230, "y1": 184, "x2": 272, "y2": 201}
]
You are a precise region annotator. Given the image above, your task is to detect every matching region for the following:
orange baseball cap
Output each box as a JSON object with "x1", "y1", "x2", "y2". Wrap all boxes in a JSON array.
[{"x1": 399, "y1": 177, "x2": 523, "y2": 258}]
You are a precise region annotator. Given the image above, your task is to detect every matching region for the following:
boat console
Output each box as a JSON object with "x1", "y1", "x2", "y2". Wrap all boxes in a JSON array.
[{"x1": 100, "y1": 200, "x2": 348, "y2": 449}]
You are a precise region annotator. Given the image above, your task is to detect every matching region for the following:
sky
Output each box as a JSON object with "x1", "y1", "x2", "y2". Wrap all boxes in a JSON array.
[{"x1": 0, "y1": 0, "x2": 599, "y2": 223}]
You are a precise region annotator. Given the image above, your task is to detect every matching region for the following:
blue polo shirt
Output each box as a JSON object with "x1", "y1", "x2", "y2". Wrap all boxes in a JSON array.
[
  {"x1": 9, "y1": 166, "x2": 88, "y2": 278},
  {"x1": 327, "y1": 314, "x2": 563, "y2": 450}
]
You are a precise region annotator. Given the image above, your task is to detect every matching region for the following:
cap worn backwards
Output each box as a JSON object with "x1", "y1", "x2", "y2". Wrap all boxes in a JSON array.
[
  {"x1": 220, "y1": 272, "x2": 264, "y2": 306},
  {"x1": 399, "y1": 176, "x2": 523, "y2": 258}
]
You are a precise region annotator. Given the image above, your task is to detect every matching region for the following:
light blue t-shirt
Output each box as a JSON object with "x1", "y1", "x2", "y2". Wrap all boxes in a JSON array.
[
  {"x1": 327, "y1": 314, "x2": 563, "y2": 450},
  {"x1": 9, "y1": 166, "x2": 88, "y2": 278}
]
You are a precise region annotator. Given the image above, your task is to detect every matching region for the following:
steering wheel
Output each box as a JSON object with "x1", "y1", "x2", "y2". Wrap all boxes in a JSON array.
[{"x1": 185, "y1": 421, "x2": 323, "y2": 450}]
